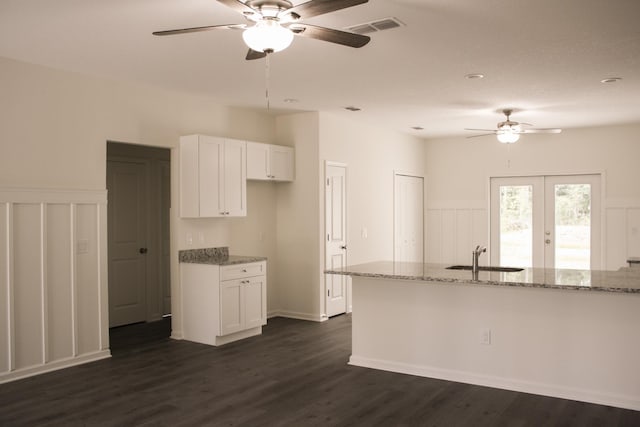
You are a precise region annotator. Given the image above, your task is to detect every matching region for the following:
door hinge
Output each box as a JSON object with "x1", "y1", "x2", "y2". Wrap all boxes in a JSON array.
[
  {"x1": 327, "y1": 178, "x2": 330, "y2": 186},
  {"x1": 327, "y1": 289, "x2": 330, "y2": 297},
  {"x1": 327, "y1": 233, "x2": 330, "y2": 241}
]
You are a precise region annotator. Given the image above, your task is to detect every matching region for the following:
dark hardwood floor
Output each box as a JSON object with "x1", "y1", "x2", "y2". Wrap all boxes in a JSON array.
[{"x1": 1, "y1": 315, "x2": 638, "y2": 426}]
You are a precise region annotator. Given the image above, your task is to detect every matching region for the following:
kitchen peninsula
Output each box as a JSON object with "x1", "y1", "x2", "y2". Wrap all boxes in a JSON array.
[{"x1": 326, "y1": 262, "x2": 640, "y2": 411}]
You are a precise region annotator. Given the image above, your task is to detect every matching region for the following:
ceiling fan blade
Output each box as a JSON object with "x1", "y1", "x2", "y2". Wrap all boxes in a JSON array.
[
  {"x1": 282, "y1": 0, "x2": 368, "y2": 20},
  {"x1": 466, "y1": 133, "x2": 496, "y2": 139},
  {"x1": 464, "y1": 128, "x2": 497, "y2": 133},
  {"x1": 152, "y1": 24, "x2": 245, "y2": 36},
  {"x1": 217, "y1": 0, "x2": 258, "y2": 16},
  {"x1": 288, "y1": 24, "x2": 370, "y2": 48},
  {"x1": 520, "y1": 128, "x2": 562, "y2": 134},
  {"x1": 246, "y1": 49, "x2": 268, "y2": 60}
]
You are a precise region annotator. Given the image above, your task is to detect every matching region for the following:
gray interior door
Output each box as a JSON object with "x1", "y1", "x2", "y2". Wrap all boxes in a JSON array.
[{"x1": 107, "y1": 159, "x2": 148, "y2": 327}]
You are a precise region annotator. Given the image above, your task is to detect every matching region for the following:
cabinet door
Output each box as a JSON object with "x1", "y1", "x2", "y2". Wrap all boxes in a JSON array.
[
  {"x1": 179, "y1": 136, "x2": 200, "y2": 218},
  {"x1": 270, "y1": 145, "x2": 294, "y2": 181},
  {"x1": 220, "y1": 280, "x2": 243, "y2": 336},
  {"x1": 246, "y1": 142, "x2": 270, "y2": 180},
  {"x1": 244, "y1": 277, "x2": 266, "y2": 329},
  {"x1": 223, "y1": 139, "x2": 247, "y2": 216},
  {"x1": 199, "y1": 136, "x2": 225, "y2": 217}
]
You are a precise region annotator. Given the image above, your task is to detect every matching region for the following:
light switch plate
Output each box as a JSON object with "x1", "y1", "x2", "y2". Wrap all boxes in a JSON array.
[{"x1": 77, "y1": 239, "x2": 89, "y2": 254}]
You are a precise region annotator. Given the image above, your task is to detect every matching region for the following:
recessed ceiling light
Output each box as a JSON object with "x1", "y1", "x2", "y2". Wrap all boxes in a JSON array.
[
  {"x1": 411, "y1": 126, "x2": 424, "y2": 131},
  {"x1": 465, "y1": 73, "x2": 484, "y2": 80},
  {"x1": 601, "y1": 77, "x2": 622, "y2": 83},
  {"x1": 345, "y1": 106, "x2": 361, "y2": 112}
]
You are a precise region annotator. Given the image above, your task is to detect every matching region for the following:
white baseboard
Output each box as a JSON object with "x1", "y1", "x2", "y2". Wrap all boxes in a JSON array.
[
  {"x1": 0, "y1": 350, "x2": 112, "y2": 385},
  {"x1": 349, "y1": 355, "x2": 640, "y2": 411},
  {"x1": 267, "y1": 310, "x2": 325, "y2": 322}
]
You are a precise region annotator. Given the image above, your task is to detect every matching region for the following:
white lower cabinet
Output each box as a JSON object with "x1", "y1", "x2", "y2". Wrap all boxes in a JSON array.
[{"x1": 181, "y1": 260, "x2": 266, "y2": 346}]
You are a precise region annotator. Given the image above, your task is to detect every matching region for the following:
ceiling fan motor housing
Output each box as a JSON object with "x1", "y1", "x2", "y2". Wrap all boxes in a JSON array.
[{"x1": 246, "y1": 0, "x2": 293, "y2": 19}]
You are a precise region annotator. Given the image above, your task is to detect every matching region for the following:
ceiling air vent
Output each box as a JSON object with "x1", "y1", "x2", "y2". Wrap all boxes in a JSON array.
[{"x1": 346, "y1": 17, "x2": 404, "y2": 35}]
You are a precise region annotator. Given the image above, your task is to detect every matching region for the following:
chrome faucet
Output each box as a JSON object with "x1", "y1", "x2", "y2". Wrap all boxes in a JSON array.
[{"x1": 472, "y1": 245, "x2": 487, "y2": 274}]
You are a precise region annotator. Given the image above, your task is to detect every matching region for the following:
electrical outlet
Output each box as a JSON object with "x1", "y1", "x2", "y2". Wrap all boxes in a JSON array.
[{"x1": 480, "y1": 328, "x2": 491, "y2": 345}]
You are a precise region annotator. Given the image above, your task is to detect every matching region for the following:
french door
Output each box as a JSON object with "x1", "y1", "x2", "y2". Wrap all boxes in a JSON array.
[{"x1": 490, "y1": 174, "x2": 601, "y2": 269}]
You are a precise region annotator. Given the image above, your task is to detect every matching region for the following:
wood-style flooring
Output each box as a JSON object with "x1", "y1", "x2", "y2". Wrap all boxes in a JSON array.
[{"x1": 1, "y1": 315, "x2": 639, "y2": 426}]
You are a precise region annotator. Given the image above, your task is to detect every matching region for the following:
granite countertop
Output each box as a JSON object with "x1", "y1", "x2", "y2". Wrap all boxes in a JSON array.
[
  {"x1": 325, "y1": 261, "x2": 640, "y2": 294},
  {"x1": 179, "y1": 247, "x2": 266, "y2": 266}
]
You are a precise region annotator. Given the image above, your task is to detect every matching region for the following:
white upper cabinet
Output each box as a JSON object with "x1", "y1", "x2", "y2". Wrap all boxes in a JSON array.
[
  {"x1": 180, "y1": 135, "x2": 247, "y2": 218},
  {"x1": 246, "y1": 142, "x2": 294, "y2": 181}
]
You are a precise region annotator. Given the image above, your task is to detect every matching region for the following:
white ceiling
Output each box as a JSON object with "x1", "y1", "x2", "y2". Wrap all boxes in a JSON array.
[{"x1": 1, "y1": 0, "x2": 639, "y2": 138}]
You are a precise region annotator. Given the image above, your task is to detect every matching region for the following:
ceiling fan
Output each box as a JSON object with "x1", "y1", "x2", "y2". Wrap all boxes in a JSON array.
[
  {"x1": 465, "y1": 109, "x2": 562, "y2": 143},
  {"x1": 152, "y1": 0, "x2": 371, "y2": 60}
]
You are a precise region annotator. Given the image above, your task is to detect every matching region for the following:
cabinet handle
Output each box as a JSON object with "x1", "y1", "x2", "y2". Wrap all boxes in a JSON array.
[{"x1": 242, "y1": 268, "x2": 247, "y2": 272}]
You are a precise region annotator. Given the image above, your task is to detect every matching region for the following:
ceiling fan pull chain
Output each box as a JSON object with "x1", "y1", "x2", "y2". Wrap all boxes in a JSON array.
[{"x1": 265, "y1": 53, "x2": 271, "y2": 110}]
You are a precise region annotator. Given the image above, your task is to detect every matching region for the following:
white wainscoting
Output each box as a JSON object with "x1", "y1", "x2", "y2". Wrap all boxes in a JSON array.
[
  {"x1": 426, "y1": 202, "x2": 488, "y2": 265},
  {"x1": 605, "y1": 200, "x2": 640, "y2": 270},
  {"x1": 426, "y1": 200, "x2": 640, "y2": 270},
  {"x1": 0, "y1": 189, "x2": 110, "y2": 383}
]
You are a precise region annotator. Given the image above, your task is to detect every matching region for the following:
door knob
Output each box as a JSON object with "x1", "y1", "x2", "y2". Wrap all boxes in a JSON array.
[
  {"x1": 139, "y1": 247, "x2": 148, "y2": 254},
  {"x1": 340, "y1": 245, "x2": 347, "y2": 250}
]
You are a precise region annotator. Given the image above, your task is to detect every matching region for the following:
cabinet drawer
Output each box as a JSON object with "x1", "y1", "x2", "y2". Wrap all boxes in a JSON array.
[{"x1": 220, "y1": 262, "x2": 265, "y2": 281}]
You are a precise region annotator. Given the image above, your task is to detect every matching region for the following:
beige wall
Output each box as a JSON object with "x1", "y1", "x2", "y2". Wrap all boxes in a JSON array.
[
  {"x1": 274, "y1": 112, "x2": 321, "y2": 319},
  {"x1": 0, "y1": 57, "x2": 280, "y2": 341},
  {"x1": 319, "y1": 113, "x2": 427, "y2": 265},
  {"x1": 3, "y1": 54, "x2": 638, "y2": 344},
  {"x1": 424, "y1": 123, "x2": 640, "y2": 268},
  {"x1": 272, "y1": 112, "x2": 427, "y2": 319}
]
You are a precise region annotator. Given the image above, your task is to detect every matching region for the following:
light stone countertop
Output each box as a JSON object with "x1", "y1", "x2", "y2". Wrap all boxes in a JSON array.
[{"x1": 325, "y1": 261, "x2": 640, "y2": 294}]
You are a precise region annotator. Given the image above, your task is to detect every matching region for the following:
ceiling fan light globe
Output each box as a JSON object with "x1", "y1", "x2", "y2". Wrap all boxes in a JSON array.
[
  {"x1": 242, "y1": 19, "x2": 294, "y2": 53},
  {"x1": 497, "y1": 130, "x2": 520, "y2": 144}
]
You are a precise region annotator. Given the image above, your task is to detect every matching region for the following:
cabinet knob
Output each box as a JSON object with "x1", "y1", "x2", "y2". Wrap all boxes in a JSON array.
[{"x1": 139, "y1": 247, "x2": 148, "y2": 254}]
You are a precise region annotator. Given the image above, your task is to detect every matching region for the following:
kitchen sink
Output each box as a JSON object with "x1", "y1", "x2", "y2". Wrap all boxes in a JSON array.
[{"x1": 446, "y1": 265, "x2": 524, "y2": 272}]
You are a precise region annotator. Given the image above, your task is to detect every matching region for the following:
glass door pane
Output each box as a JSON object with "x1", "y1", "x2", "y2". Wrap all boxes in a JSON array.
[
  {"x1": 544, "y1": 175, "x2": 601, "y2": 270},
  {"x1": 499, "y1": 185, "x2": 534, "y2": 268},
  {"x1": 553, "y1": 184, "x2": 591, "y2": 269},
  {"x1": 490, "y1": 176, "x2": 544, "y2": 268}
]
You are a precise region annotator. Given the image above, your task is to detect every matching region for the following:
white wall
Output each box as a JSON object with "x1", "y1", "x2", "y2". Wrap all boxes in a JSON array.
[
  {"x1": 272, "y1": 112, "x2": 426, "y2": 319},
  {"x1": 0, "y1": 57, "x2": 280, "y2": 356},
  {"x1": 319, "y1": 113, "x2": 427, "y2": 266},
  {"x1": 424, "y1": 124, "x2": 640, "y2": 269},
  {"x1": 274, "y1": 112, "x2": 321, "y2": 320}
]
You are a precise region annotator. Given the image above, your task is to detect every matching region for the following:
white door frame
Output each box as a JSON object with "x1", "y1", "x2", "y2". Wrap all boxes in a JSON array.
[
  {"x1": 324, "y1": 161, "x2": 349, "y2": 318},
  {"x1": 490, "y1": 173, "x2": 603, "y2": 269}
]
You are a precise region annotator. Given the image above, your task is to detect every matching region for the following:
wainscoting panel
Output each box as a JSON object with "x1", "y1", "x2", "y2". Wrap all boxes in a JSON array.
[
  {"x1": 628, "y1": 208, "x2": 640, "y2": 258},
  {"x1": 604, "y1": 202, "x2": 640, "y2": 270},
  {"x1": 0, "y1": 204, "x2": 8, "y2": 373},
  {"x1": 13, "y1": 203, "x2": 44, "y2": 370},
  {"x1": 0, "y1": 189, "x2": 110, "y2": 384},
  {"x1": 426, "y1": 206, "x2": 488, "y2": 265},
  {"x1": 46, "y1": 204, "x2": 74, "y2": 362}
]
